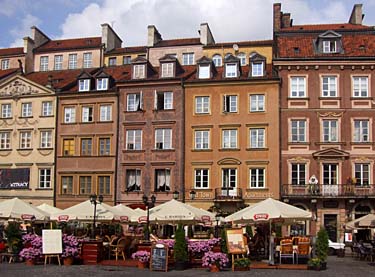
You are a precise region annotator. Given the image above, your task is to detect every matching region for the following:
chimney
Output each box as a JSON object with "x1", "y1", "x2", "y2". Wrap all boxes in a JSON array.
[
  {"x1": 147, "y1": 25, "x2": 162, "y2": 47},
  {"x1": 199, "y1": 23, "x2": 215, "y2": 46},
  {"x1": 23, "y1": 37, "x2": 35, "y2": 74},
  {"x1": 349, "y1": 4, "x2": 364, "y2": 25},
  {"x1": 281, "y1": 13, "x2": 292, "y2": 28},
  {"x1": 46, "y1": 75, "x2": 53, "y2": 89},
  {"x1": 273, "y1": 3, "x2": 282, "y2": 32},
  {"x1": 30, "y1": 26, "x2": 50, "y2": 48},
  {"x1": 101, "y1": 23, "x2": 123, "y2": 52}
]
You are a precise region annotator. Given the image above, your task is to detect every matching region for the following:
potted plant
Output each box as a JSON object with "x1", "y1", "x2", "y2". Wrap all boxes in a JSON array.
[
  {"x1": 132, "y1": 250, "x2": 150, "y2": 269},
  {"x1": 173, "y1": 224, "x2": 189, "y2": 270},
  {"x1": 307, "y1": 257, "x2": 322, "y2": 271},
  {"x1": 202, "y1": 251, "x2": 229, "y2": 272},
  {"x1": 315, "y1": 228, "x2": 329, "y2": 270},
  {"x1": 4, "y1": 222, "x2": 22, "y2": 254},
  {"x1": 19, "y1": 247, "x2": 42, "y2": 265},
  {"x1": 233, "y1": 257, "x2": 251, "y2": 271},
  {"x1": 62, "y1": 234, "x2": 79, "y2": 265}
]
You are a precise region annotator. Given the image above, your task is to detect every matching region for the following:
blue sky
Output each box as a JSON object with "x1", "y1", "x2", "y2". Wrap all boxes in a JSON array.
[{"x1": 1, "y1": 0, "x2": 375, "y2": 48}]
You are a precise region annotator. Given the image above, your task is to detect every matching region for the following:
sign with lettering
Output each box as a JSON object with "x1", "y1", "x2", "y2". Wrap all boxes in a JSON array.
[
  {"x1": 120, "y1": 216, "x2": 129, "y2": 222},
  {"x1": 150, "y1": 243, "x2": 168, "y2": 272},
  {"x1": 42, "y1": 229, "x2": 62, "y2": 254},
  {"x1": 138, "y1": 216, "x2": 147, "y2": 223},
  {"x1": 0, "y1": 168, "x2": 30, "y2": 189},
  {"x1": 57, "y1": 215, "x2": 69, "y2": 222},
  {"x1": 201, "y1": 215, "x2": 211, "y2": 222},
  {"x1": 253, "y1": 213, "x2": 269, "y2": 221},
  {"x1": 21, "y1": 214, "x2": 35, "y2": 220}
]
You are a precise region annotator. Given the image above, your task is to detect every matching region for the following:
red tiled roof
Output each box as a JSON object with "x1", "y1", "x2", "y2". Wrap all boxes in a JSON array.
[
  {"x1": 0, "y1": 47, "x2": 24, "y2": 57},
  {"x1": 34, "y1": 37, "x2": 102, "y2": 53},
  {"x1": 153, "y1": 38, "x2": 201, "y2": 47},
  {"x1": 106, "y1": 46, "x2": 147, "y2": 55},
  {"x1": 0, "y1": 68, "x2": 19, "y2": 80},
  {"x1": 204, "y1": 40, "x2": 273, "y2": 49},
  {"x1": 280, "y1": 23, "x2": 374, "y2": 32}
]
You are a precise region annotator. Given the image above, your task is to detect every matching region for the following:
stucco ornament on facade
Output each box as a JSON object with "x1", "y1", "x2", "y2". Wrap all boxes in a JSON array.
[{"x1": 0, "y1": 80, "x2": 39, "y2": 98}]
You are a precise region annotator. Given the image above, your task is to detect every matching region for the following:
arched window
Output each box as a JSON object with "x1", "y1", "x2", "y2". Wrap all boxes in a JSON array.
[
  {"x1": 212, "y1": 54, "x2": 222, "y2": 67},
  {"x1": 224, "y1": 53, "x2": 232, "y2": 60},
  {"x1": 237, "y1": 52, "x2": 246, "y2": 66}
]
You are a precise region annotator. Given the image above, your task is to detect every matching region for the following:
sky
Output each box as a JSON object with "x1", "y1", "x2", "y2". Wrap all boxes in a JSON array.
[{"x1": 1, "y1": 0, "x2": 375, "y2": 49}]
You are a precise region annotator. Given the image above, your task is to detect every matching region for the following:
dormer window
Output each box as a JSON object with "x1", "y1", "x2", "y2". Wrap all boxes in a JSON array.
[
  {"x1": 323, "y1": 40, "x2": 336, "y2": 53},
  {"x1": 97, "y1": 78, "x2": 108, "y2": 91},
  {"x1": 252, "y1": 62, "x2": 263, "y2": 77},
  {"x1": 225, "y1": 63, "x2": 237, "y2": 78},
  {"x1": 212, "y1": 55, "x2": 222, "y2": 67},
  {"x1": 198, "y1": 65, "x2": 210, "y2": 79},
  {"x1": 317, "y1": 30, "x2": 342, "y2": 54},
  {"x1": 161, "y1": 63, "x2": 174, "y2": 78},
  {"x1": 133, "y1": 64, "x2": 145, "y2": 79},
  {"x1": 79, "y1": 79, "x2": 90, "y2": 91},
  {"x1": 249, "y1": 52, "x2": 266, "y2": 77}
]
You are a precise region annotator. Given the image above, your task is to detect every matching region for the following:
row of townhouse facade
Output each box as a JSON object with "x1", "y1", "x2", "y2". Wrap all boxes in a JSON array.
[{"x1": 0, "y1": 3, "x2": 374, "y2": 242}]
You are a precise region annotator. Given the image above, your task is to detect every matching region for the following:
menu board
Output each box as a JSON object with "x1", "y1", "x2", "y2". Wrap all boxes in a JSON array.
[
  {"x1": 226, "y1": 228, "x2": 246, "y2": 254},
  {"x1": 150, "y1": 243, "x2": 168, "y2": 272},
  {"x1": 42, "y1": 229, "x2": 62, "y2": 254}
]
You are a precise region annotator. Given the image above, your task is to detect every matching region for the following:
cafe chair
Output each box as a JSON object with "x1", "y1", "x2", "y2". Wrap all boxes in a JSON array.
[
  {"x1": 280, "y1": 239, "x2": 294, "y2": 264},
  {"x1": 111, "y1": 238, "x2": 126, "y2": 261},
  {"x1": 296, "y1": 237, "x2": 310, "y2": 264}
]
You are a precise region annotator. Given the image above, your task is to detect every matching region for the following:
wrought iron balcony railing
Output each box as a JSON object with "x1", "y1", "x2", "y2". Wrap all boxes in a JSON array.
[{"x1": 214, "y1": 187, "x2": 243, "y2": 200}]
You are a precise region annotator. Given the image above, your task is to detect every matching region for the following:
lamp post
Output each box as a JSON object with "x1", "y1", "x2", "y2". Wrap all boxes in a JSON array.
[
  {"x1": 142, "y1": 194, "x2": 156, "y2": 241},
  {"x1": 215, "y1": 214, "x2": 220, "y2": 238},
  {"x1": 189, "y1": 190, "x2": 196, "y2": 200},
  {"x1": 90, "y1": 194, "x2": 103, "y2": 239},
  {"x1": 173, "y1": 190, "x2": 180, "y2": 200}
]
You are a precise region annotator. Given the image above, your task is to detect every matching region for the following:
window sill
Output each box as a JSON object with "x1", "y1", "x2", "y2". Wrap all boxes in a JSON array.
[
  {"x1": 0, "y1": 149, "x2": 12, "y2": 152},
  {"x1": 81, "y1": 121, "x2": 95, "y2": 124},
  {"x1": 246, "y1": 188, "x2": 268, "y2": 191},
  {"x1": 246, "y1": 147, "x2": 268, "y2": 151},
  {"x1": 61, "y1": 122, "x2": 77, "y2": 125},
  {"x1": 98, "y1": 120, "x2": 114, "y2": 123},
  {"x1": 37, "y1": 147, "x2": 53, "y2": 151},
  {"x1": 194, "y1": 113, "x2": 210, "y2": 116},
  {"x1": 315, "y1": 142, "x2": 346, "y2": 145},
  {"x1": 123, "y1": 149, "x2": 145, "y2": 153},
  {"x1": 0, "y1": 117, "x2": 13, "y2": 120},
  {"x1": 287, "y1": 142, "x2": 310, "y2": 145},
  {"x1": 249, "y1": 110, "x2": 265, "y2": 113},
  {"x1": 153, "y1": 109, "x2": 175, "y2": 112},
  {"x1": 350, "y1": 141, "x2": 373, "y2": 145},
  {"x1": 19, "y1": 116, "x2": 33, "y2": 119},
  {"x1": 17, "y1": 148, "x2": 33, "y2": 151},
  {"x1": 35, "y1": 188, "x2": 53, "y2": 191},
  {"x1": 39, "y1": 115, "x2": 54, "y2": 118},
  {"x1": 219, "y1": 148, "x2": 240, "y2": 151},
  {"x1": 318, "y1": 97, "x2": 341, "y2": 100},
  {"x1": 191, "y1": 149, "x2": 212, "y2": 152},
  {"x1": 151, "y1": 149, "x2": 175, "y2": 152},
  {"x1": 350, "y1": 97, "x2": 372, "y2": 100},
  {"x1": 124, "y1": 190, "x2": 143, "y2": 194},
  {"x1": 124, "y1": 110, "x2": 144, "y2": 113},
  {"x1": 287, "y1": 97, "x2": 309, "y2": 100}
]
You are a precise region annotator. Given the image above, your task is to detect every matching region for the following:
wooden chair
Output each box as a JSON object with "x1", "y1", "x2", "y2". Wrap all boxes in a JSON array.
[
  {"x1": 280, "y1": 239, "x2": 294, "y2": 264},
  {"x1": 296, "y1": 237, "x2": 310, "y2": 264},
  {"x1": 111, "y1": 238, "x2": 126, "y2": 261}
]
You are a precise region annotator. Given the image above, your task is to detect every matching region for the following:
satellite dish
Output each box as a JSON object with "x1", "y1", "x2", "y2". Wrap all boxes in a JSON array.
[{"x1": 233, "y1": 44, "x2": 239, "y2": 51}]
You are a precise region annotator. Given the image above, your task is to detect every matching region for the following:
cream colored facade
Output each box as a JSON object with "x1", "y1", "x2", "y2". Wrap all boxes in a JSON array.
[
  {"x1": 104, "y1": 52, "x2": 146, "y2": 67},
  {"x1": 148, "y1": 45, "x2": 203, "y2": 67},
  {"x1": 0, "y1": 75, "x2": 55, "y2": 205}
]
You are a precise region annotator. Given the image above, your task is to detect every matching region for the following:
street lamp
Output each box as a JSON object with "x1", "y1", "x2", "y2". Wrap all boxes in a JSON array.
[
  {"x1": 142, "y1": 194, "x2": 156, "y2": 241},
  {"x1": 90, "y1": 194, "x2": 103, "y2": 239},
  {"x1": 215, "y1": 214, "x2": 220, "y2": 238},
  {"x1": 189, "y1": 190, "x2": 196, "y2": 200},
  {"x1": 173, "y1": 190, "x2": 180, "y2": 200}
]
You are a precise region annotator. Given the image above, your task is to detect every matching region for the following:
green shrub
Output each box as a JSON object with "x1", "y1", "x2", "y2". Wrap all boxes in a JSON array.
[
  {"x1": 174, "y1": 224, "x2": 188, "y2": 262},
  {"x1": 4, "y1": 222, "x2": 22, "y2": 254},
  {"x1": 234, "y1": 257, "x2": 251, "y2": 268},
  {"x1": 220, "y1": 229, "x2": 228, "y2": 254},
  {"x1": 316, "y1": 228, "x2": 329, "y2": 261}
]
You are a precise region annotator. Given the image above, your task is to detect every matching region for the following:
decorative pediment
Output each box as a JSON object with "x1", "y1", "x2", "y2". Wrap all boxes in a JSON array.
[
  {"x1": 224, "y1": 54, "x2": 240, "y2": 63},
  {"x1": 159, "y1": 54, "x2": 178, "y2": 62},
  {"x1": 312, "y1": 148, "x2": 349, "y2": 160},
  {"x1": 77, "y1": 71, "x2": 93, "y2": 79},
  {"x1": 94, "y1": 70, "x2": 110, "y2": 78},
  {"x1": 217, "y1": 157, "x2": 241, "y2": 165},
  {"x1": 318, "y1": 30, "x2": 342, "y2": 39},
  {"x1": 0, "y1": 75, "x2": 54, "y2": 98},
  {"x1": 131, "y1": 56, "x2": 148, "y2": 64},
  {"x1": 196, "y1": 56, "x2": 212, "y2": 65},
  {"x1": 250, "y1": 52, "x2": 266, "y2": 62}
]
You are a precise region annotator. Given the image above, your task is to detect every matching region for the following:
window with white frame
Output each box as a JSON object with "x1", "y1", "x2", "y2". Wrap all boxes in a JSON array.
[
  {"x1": 97, "y1": 78, "x2": 108, "y2": 90},
  {"x1": 133, "y1": 64, "x2": 145, "y2": 79},
  {"x1": 21, "y1": 102, "x2": 32, "y2": 117},
  {"x1": 212, "y1": 55, "x2": 222, "y2": 67},
  {"x1": 225, "y1": 63, "x2": 237, "y2": 78},
  {"x1": 194, "y1": 130, "x2": 209, "y2": 149},
  {"x1": 250, "y1": 128, "x2": 265, "y2": 148},
  {"x1": 42, "y1": 101, "x2": 53, "y2": 116},
  {"x1": 155, "y1": 91, "x2": 173, "y2": 110},
  {"x1": 40, "y1": 130, "x2": 52, "y2": 148},
  {"x1": 155, "y1": 128, "x2": 172, "y2": 149},
  {"x1": 155, "y1": 168, "x2": 171, "y2": 192},
  {"x1": 250, "y1": 168, "x2": 265, "y2": 188},
  {"x1": 68, "y1": 54, "x2": 77, "y2": 69},
  {"x1": 182, "y1": 53, "x2": 194, "y2": 65},
  {"x1": 79, "y1": 176, "x2": 92, "y2": 194},
  {"x1": 198, "y1": 65, "x2": 210, "y2": 79},
  {"x1": 322, "y1": 76, "x2": 337, "y2": 97},
  {"x1": 20, "y1": 131, "x2": 31, "y2": 149},
  {"x1": 126, "y1": 129, "x2": 142, "y2": 150},
  {"x1": 291, "y1": 163, "x2": 306, "y2": 185},
  {"x1": 354, "y1": 163, "x2": 369, "y2": 186},
  {"x1": 237, "y1": 53, "x2": 246, "y2": 66},
  {"x1": 126, "y1": 169, "x2": 141, "y2": 191},
  {"x1": 81, "y1": 138, "x2": 92, "y2": 155},
  {"x1": 64, "y1": 107, "x2": 76, "y2": 123},
  {"x1": 0, "y1": 132, "x2": 10, "y2": 149},
  {"x1": 222, "y1": 168, "x2": 237, "y2": 189},
  {"x1": 127, "y1": 92, "x2": 142, "y2": 111},
  {"x1": 61, "y1": 176, "x2": 73, "y2": 194},
  {"x1": 323, "y1": 163, "x2": 338, "y2": 185},
  {"x1": 108, "y1": 57, "x2": 117, "y2": 66},
  {"x1": 222, "y1": 129, "x2": 237, "y2": 149},
  {"x1": 1, "y1": 104, "x2": 11, "y2": 118},
  {"x1": 161, "y1": 63, "x2": 174, "y2": 77},
  {"x1": 323, "y1": 120, "x2": 338, "y2": 142},
  {"x1": 195, "y1": 96, "x2": 210, "y2": 114},
  {"x1": 81, "y1": 106, "x2": 93, "y2": 122},
  {"x1": 83, "y1": 52, "x2": 92, "y2": 68},
  {"x1": 100, "y1": 105, "x2": 112, "y2": 121},
  {"x1": 323, "y1": 40, "x2": 337, "y2": 53},
  {"x1": 250, "y1": 94, "x2": 265, "y2": 112},
  {"x1": 78, "y1": 79, "x2": 90, "y2": 91},
  {"x1": 40, "y1": 56, "x2": 49, "y2": 71},
  {"x1": 223, "y1": 95, "x2": 237, "y2": 113},
  {"x1": 39, "y1": 168, "x2": 51, "y2": 188},
  {"x1": 195, "y1": 169, "x2": 209, "y2": 189},
  {"x1": 353, "y1": 120, "x2": 369, "y2": 142},
  {"x1": 291, "y1": 120, "x2": 306, "y2": 142},
  {"x1": 353, "y1": 76, "x2": 368, "y2": 97},
  {"x1": 251, "y1": 62, "x2": 263, "y2": 77},
  {"x1": 1, "y1": 59, "x2": 9, "y2": 70},
  {"x1": 123, "y1": 56, "x2": 131, "y2": 65},
  {"x1": 99, "y1": 137, "x2": 110, "y2": 155},
  {"x1": 290, "y1": 76, "x2": 306, "y2": 97},
  {"x1": 98, "y1": 176, "x2": 110, "y2": 195},
  {"x1": 54, "y1": 55, "x2": 63, "y2": 70}
]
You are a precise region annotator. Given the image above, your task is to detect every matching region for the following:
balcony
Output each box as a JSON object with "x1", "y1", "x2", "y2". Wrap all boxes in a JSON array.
[
  {"x1": 281, "y1": 184, "x2": 375, "y2": 198},
  {"x1": 214, "y1": 187, "x2": 243, "y2": 201}
]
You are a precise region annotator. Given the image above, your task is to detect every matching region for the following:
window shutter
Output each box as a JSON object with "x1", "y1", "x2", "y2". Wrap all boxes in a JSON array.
[
  {"x1": 154, "y1": 90, "x2": 158, "y2": 110},
  {"x1": 139, "y1": 91, "x2": 143, "y2": 110},
  {"x1": 223, "y1": 95, "x2": 227, "y2": 112}
]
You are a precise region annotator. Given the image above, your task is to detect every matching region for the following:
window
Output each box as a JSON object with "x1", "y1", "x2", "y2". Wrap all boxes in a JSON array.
[
  {"x1": 182, "y1": 53, "x2": 194, "y2": 65},
  {"x1": 21, "y1": 102, "x2": 32, "y2": 117},
  {"x1": 323, "y1": 120, "x2": 338, "y2": 142},
  {"x1": 133, "y1": 64, "x2": 145, "y2": 79},
  {"x1": 222, "y1": 129, "x2": 237, "y2": 149},
  {"x1": 0, "y1": 132, "x2": 10, "y2": 149},
  {"x1": 291, "y1": 164, "x2": 305, "y2": 185},
  {"x1": 195, "y1": 96, "x2": 209, "y2": 114},
  {"x1": 54, "y1": 55, "x2": 63, "y2": 70},
  {"x1": 20, "y1": 131, "x2": 31, "y2": 149},
  {"x1": 63, "y1": 138, "x2": 75, "y2": 156},
  {"x1": 161, "y1": 63, "x2": 174, "y2": 77},
  {"x1": 323, "y1": 163, "x2": 338, "y2": 185},
  {"x1": 123, "y1": 56, "x2": 131, "y2": 65},
  {"x1": 222, "y1": 168, "x2": 237, "y2": 189},
  {"x1": 212, "y1": 55, "x2": 222, "y2": 67},
  {"x1": 355, "y1": 164, "x2": 369, "y2": 186},
  {"x1": 98, "y1": 176, "x2": 110, "y2": 195},
  {"x1": 79, "y1": 176, "x2": 92, "y2": 194},
  {"x1": 223, "y1": 95, "x2": 237, "y2": 113},
  {"x1": 250, "y1": 128, "x2": 265, "y2": 148},
  {"x1": 354, "y1": 120, "x2": 369, "y2": 142},
  {"x1": 97, "y1": 78, "x2": 108, "y2": 90},
  {"x1": 127, "y1": 93, "x2": 142, "y2": 111},
  {"x1": 155, "y1": 169, "x2": 171, "y2": 192},
  {"x1": 82, "y1": 106, "x2": 93, "y2": 122},
  {"x1": 1, "y1": 59, "x2": 9, "y2": 70},
  {"x1": 195, "y1": 169, "x2": 209, "y2": 189},
  {"x1": 251, "y1": 62, "x2": 263, "y2": 77},
  {"x1": 61, "y1": 176, "x2": 73, "y2": 194},
  {"x1": 322, "y1": 76, "x2": 337, "y2": 97},
  {"x1": 1, "y1": 104, "x2": 11, "y2": 118},
  {"x1": 126, "y1": 129, "x2": 142, "y2": 150},
  {"x1": 64, "y1": 107, "x2": 76, "y2": 123},
  {"x1": 237, "y1": 53, "x2": 246, "y2": 66},
  {"x1": 250, "y1": 168, "x2": 265, "y2": 188},
  {"x1": 100, "y1": 105, "x2": 112, "y2": 121},
  {"x1": 40, "y1": 56, "x2": 49, "y2": 71},
  {"x1": 126, "y1": 169, "x2": 141, "y2": 191},
  {"x1": 81, "y1": 138, "x2": 92, "y2": 155},
  {"x1": 290, "y1": 77, "x2": 306, "y2": 97},
  {"x1": 155, "y1": 128, "x2": 172, "y2": 149},
  {"x1": 291, "y1": 120, "x2": 306, "y2": 142},
  {"x1": 323, "y1": 40, "x2": 336, "y2": 53},
  {"x1": 198, "y1": 65, "x2": 210, "y2": 79},
  {"x1": 39, "y1": 169, "x2": 51, "y2": 188},
  {"x1": 194, "y1": 130, "x2": 209, "y2": 149},
  {"x1": 250, "y1": 94, "x2": 265, "y2": 112},
  {"x1": 353, "y1": 76, "x2": 368, "y2": 97},
  {"x1": 68, "y1": 54, "x2": 77, "y2": 69},
  {"x1": 42, "y1": 101, "x2": 53, "y2": 116},
  {"x1": 79, "y1": 79, "x2": 90, "y2": 91},
  {"x1": 99, "y1": 137, "x2": 110, "y2": 155},
  {"x1": 155, "y1": 91, "x2": 173, "y2": 110},
  {"x1": 83, "y1": 52, "x2": 92, "y2": 68},
  {"x1": 225, "y1": 63, "x2": 237, "y2": 78},
  {"x1": 108, "y1": 57, "x2": 117, "y2": 66},
  {"x1": 40, "y1": 130, "x2": 52, "y2": 148}
]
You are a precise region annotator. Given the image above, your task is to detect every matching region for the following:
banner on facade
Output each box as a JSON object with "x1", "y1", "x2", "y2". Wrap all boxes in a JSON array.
[{"x1": 0, "y1": 168, "x2": 30, "y2": 189}]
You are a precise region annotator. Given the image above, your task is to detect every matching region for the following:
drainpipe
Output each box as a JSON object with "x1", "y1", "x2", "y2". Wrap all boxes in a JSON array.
[{"x1": 181, "y1": 78, "x2": 186, "y2": 203}]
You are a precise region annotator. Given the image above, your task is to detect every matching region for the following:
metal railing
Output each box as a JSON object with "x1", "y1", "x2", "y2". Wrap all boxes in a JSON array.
[{"x1": 214, "y1": 187, "x2": 243, "y2": 200}]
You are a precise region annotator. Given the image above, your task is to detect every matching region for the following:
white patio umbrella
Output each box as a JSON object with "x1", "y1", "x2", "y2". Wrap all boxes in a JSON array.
[
  {"x1": 36, "y1": 203, "x2": 62, "y2": 216},
  {"x1": 108, "y1": 204, "x2": 140, "y2": 223},
  {"x1": 345, "y1": 213, "x2": 375, "y2": 230},
  {"x1": 0, "y1": 197, "x2": 48, "y2": 221}
]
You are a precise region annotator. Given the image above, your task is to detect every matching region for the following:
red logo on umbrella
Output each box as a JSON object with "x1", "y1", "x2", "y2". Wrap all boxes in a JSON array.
[
  {"x1": 253, "y1": 213, "x2": 269, "y2": 220},
  {"x1": 21, "y1": 214, "x2": 34, "y2": 220},
  {"x1": 138, "y1": 216, "x2": 147, "y2": 223},
  {"x1": 58, "y1": 215, "x2": 69, "y2": 222},
  {"x1": 120, "y1": 216, "x2": 129, "y2": 222},
  {"x1": 201, "y1": 215, "x2": 211, "y2": 222}
]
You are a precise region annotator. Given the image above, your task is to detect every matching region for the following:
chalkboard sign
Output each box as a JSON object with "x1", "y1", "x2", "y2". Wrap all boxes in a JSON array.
[{"x1": 150, "y1": 243, "x2": 168, "y2": 272}]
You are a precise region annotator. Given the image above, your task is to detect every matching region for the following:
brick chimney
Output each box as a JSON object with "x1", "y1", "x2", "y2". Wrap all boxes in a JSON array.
[
  {"x1": 30, "y1": 26, "x2": 50, "y2": 48},
  {"x1": 147, "y1": 25, "x2": 162, "y2": 47},
  {"x1": 281, "y1": 13, "x2": 292, "y2": 28},
  {"x1": 101, "y1": 23, "x2": 123, "y2": 52},
  {"x1": 273, "y1": 3, "x2": 282, "y2": 32},
  {"x1": 349, "y1": 4, "x2": 364, "y2": 25},
  {"x1": 199, "y1": 23, "x2": 215, "y2": 46}
]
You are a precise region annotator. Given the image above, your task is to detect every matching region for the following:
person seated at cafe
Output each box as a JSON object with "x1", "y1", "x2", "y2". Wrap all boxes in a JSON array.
[
  {"x1": 0, "y1": 239, "x2": 6, "y2": 252},
  {"x1": 150, "y1": 229, "x2": 159, "y2": 242}
]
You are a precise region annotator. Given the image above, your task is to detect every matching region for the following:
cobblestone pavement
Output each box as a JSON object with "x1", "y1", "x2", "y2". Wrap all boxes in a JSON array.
[{"x1": 0, "y1": 256, "x2": 374, "y2": 277}]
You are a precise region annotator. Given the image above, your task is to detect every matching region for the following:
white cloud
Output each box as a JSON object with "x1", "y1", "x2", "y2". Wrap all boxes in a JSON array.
[{"x1": 9, "y1": 14, "x2": 41, "y2": 47}]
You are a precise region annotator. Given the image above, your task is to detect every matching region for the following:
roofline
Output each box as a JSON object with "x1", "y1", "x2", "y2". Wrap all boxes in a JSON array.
[
  {"x1": 274, "y1": 56, "x2": 375, "y2": 62},
  {"x1": 184, "y1": 78, "x2": 280, "y2": 87},
  {"x1": 204, "y1": 40, "x2": 273, "y2": 49},
  {"x1": 275, "y1": 28, "x2": 375, "y2": 35},
  {"x1": 34, "y1": 45, "x2": 102, "y2": 54}
]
